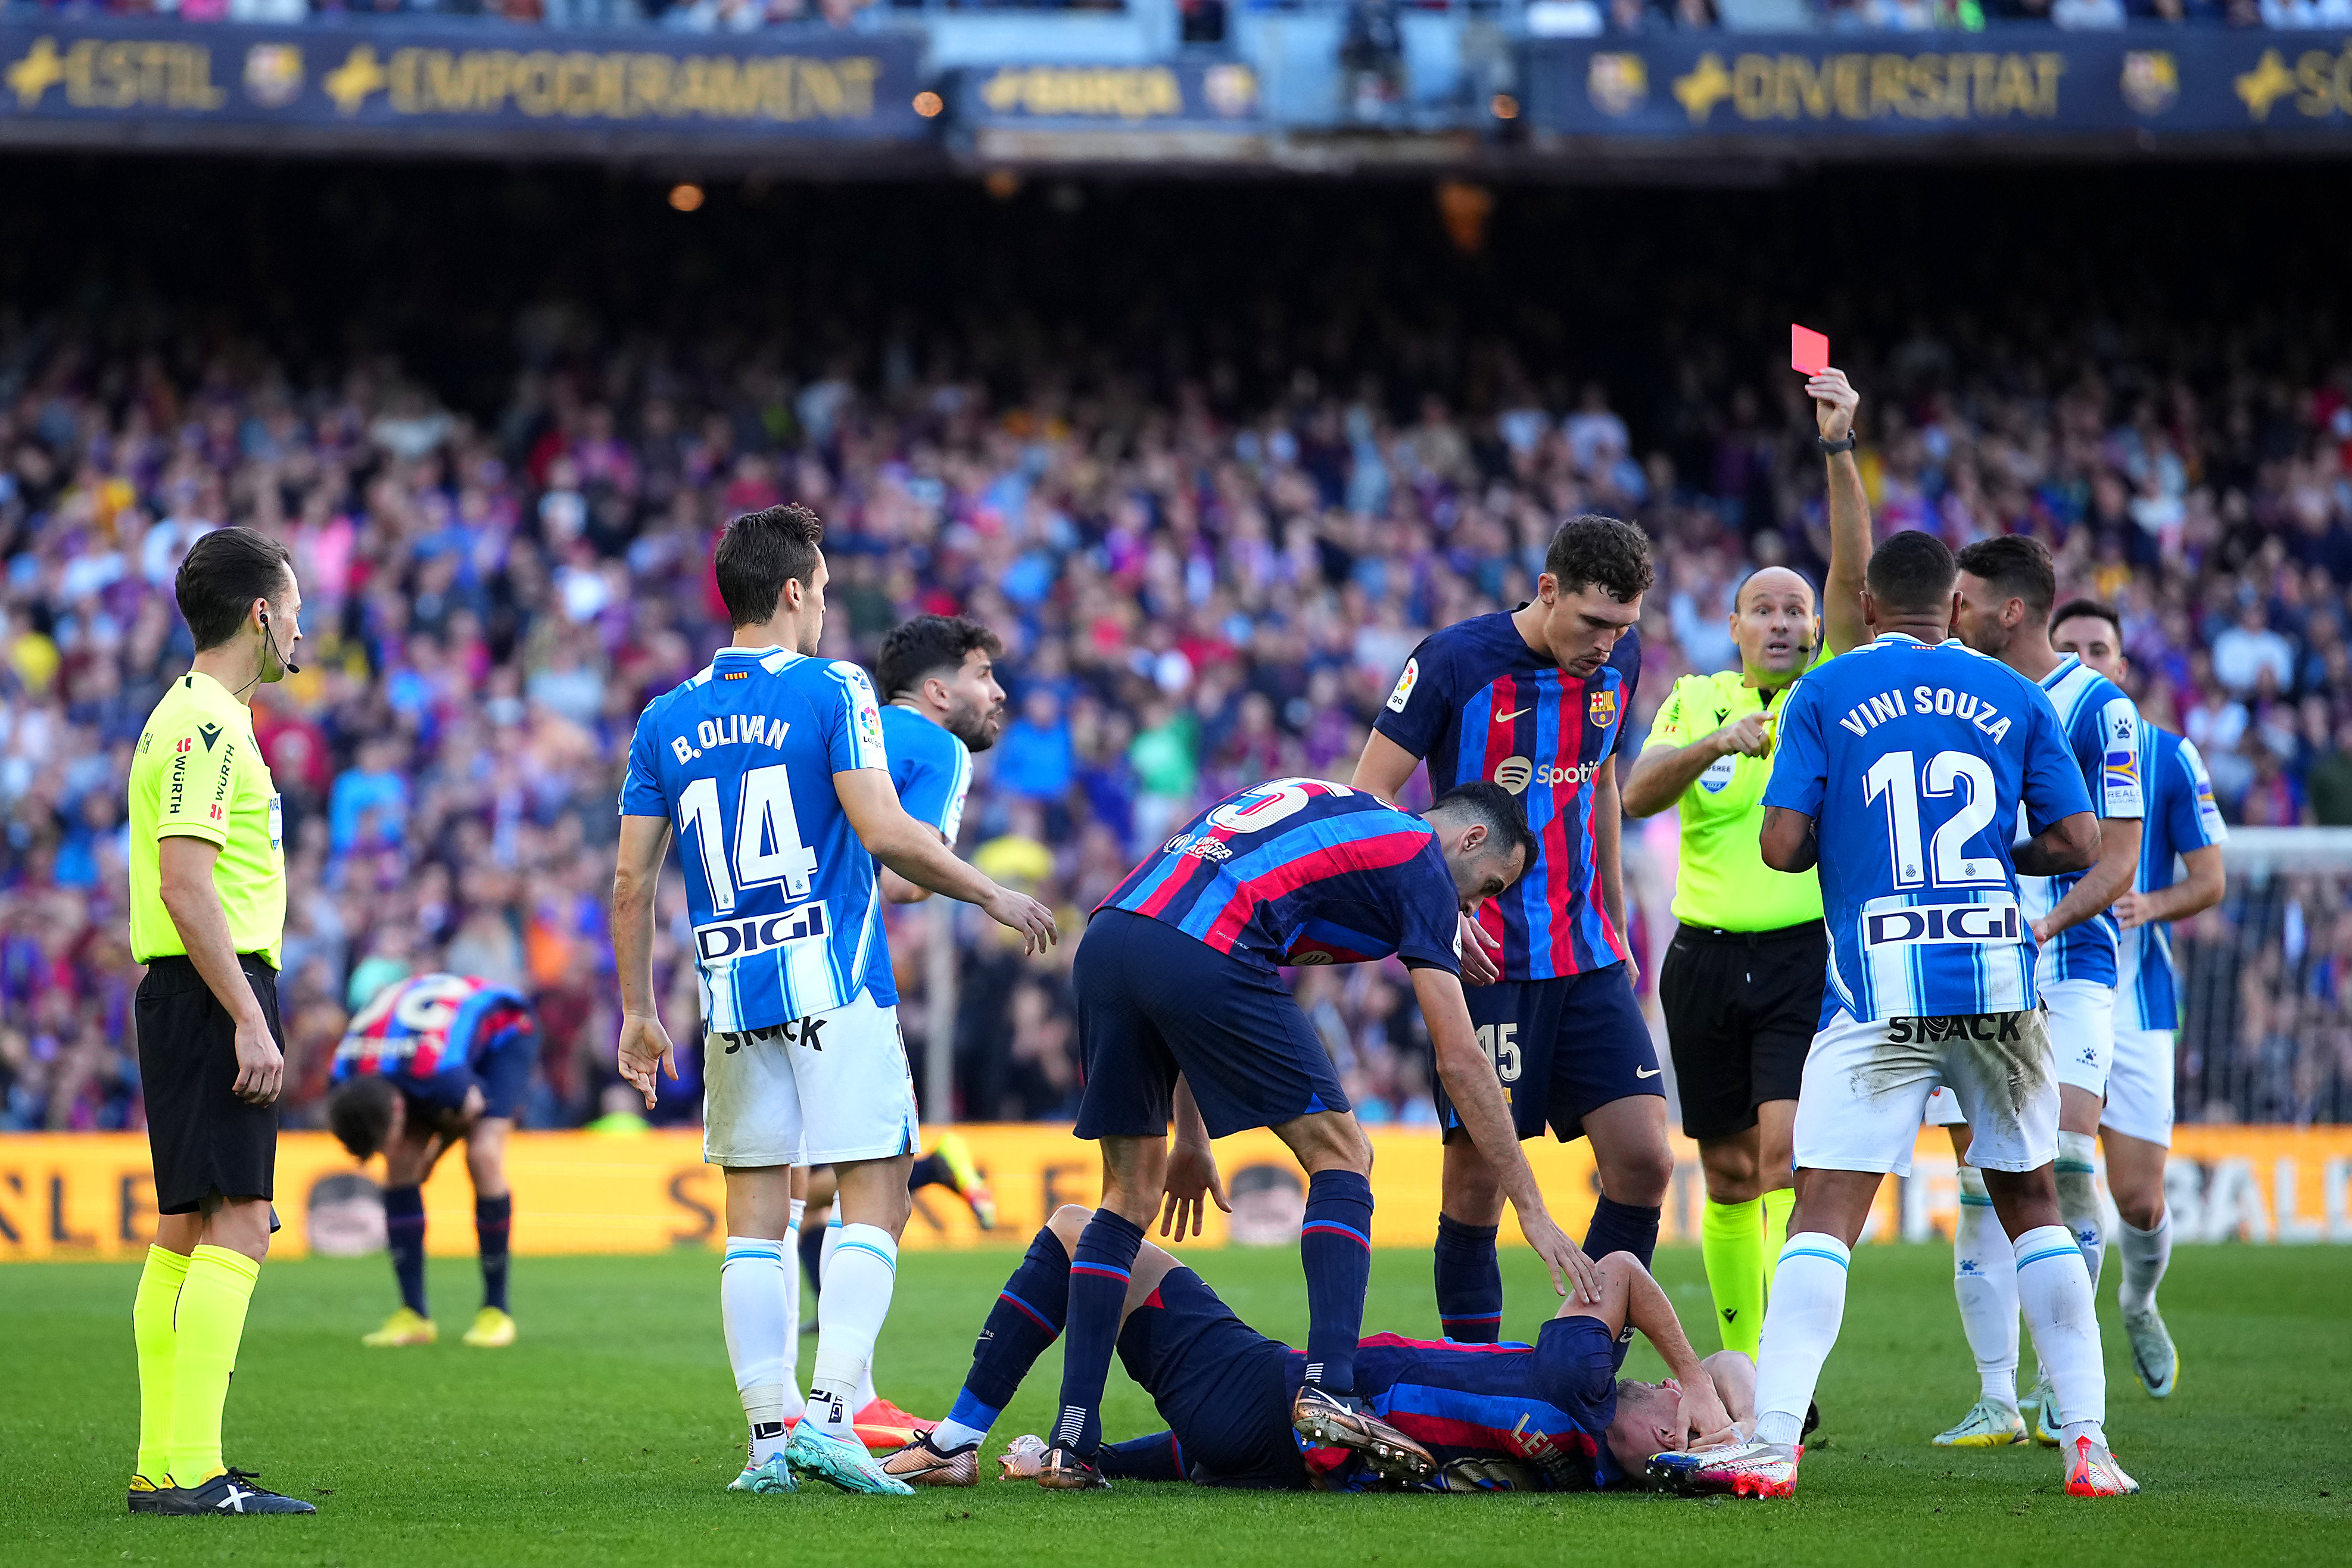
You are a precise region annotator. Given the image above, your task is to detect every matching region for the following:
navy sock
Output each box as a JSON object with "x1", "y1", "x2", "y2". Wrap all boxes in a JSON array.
[
  {"x1": 1054, "y1": 1210, "x2": 1145, "y2": 1457},
  {"x1": 385, "y1": 1183, "x2": 428, "y2": 1317},
  {"x1": 1584, "y1": 1195, "x2": 1662, "y2": 1274},
  {"x1": 797, "y1": 1214, "x2": 825, "y2": 1295},
  {"x1": 1433, "y1": 1214, "x2": 1503, "y2": 1342},
  {"x1": 907, "y1": 1154, "x2": 946, "y2": 1190},
  {"x1": 1100, "y1": 1430, "x2": 1185, "y2": 1482},
  {"x1": 1300, "y1": 1169, "x2": 1375, "y2": 1393},
  {"x1": 475, "y1": 1195, "x2": 513, "y2": 1313},
  {"x1": 963, "y1": 1226, "x2": 1072, "y2": 1413}
]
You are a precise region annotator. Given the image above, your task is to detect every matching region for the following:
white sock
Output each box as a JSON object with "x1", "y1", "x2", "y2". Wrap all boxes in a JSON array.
[
  {"x1": 2012, "y1": 1223, "x2": 2105, "y2": 1450},
  {"x1": 721, "y1": 1237, "x2": 792, "y2": 1463},
  {"x1": 780, "y1": 1200, "x2": 807, "y2": 1417},
  {"x1": 820, "y1": 1212, "x2": 881, "y2": 1411},
  {"x1": 810, "y1": 1223, "x2": 898, "y2": 1438},
  {"x1": 2055, "y1": 1131, "x2": 2105, "y2": 1291},
  {"x1": 1952, "y1": 1167, "x2": 2020, "y2": 1408},
  {"x1": 1752, "y1": 1232, "x2": 1851, "y2": 1448},
  {"x1": 2117, "y1": 1209, "x2": 2170, "y2": 1317}
]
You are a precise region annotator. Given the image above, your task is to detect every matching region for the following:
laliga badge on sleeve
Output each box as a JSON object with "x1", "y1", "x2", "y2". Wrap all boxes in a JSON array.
[{"x1": 1790, "y1": 324, "x2": 1830, "y2": 378}]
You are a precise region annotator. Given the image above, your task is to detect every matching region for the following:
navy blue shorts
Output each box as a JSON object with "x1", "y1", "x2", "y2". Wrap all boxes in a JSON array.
[
  {"x1": 1073, "y1": 909, "x2": 1349, "y2": 1141},
  {"x1": 1435, "y1": 965, "x2": 1662, "y2": 1143},
  {"x1": 475, "y1": 1036, "x2": 534, "y2": 1122},
  {"x1": 1114, "y1": 1266, "x2": 1308, "y2": 1489}
]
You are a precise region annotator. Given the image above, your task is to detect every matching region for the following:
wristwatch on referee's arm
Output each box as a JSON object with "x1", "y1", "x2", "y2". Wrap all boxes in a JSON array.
[{"x1": 1817, "y1": 434, "x2": 1856, "y2": 456}]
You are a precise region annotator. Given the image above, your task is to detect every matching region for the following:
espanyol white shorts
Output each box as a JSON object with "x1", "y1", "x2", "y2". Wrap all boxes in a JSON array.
[
  {"x1": 1796, "y1": 1006, "x2": 2059, "y2": 1177},
  {"x1": 2101, "y1": 1027, "x2": 2176, "y2": 1148},
  {"x1": 2041, "y1": 977, "x2": 2115, "y2": 1097},
  {"x1": 702, "y1": 987, "x2": 918, "y2": 1168}
]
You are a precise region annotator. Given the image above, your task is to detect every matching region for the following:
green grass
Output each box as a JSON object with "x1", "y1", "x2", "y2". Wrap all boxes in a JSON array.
[{"x1": 2, "y1": 1243, "x2": 2346, "y2": 1565}]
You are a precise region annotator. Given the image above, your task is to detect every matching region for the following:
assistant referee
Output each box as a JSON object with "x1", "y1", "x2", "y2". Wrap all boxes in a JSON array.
[
  {"x1": 1619, "y1": 369, "x2": 1871, "y2": 1359},
  {"x1": 124, "y1": 526, "x2": 314, "y2": 1517}
]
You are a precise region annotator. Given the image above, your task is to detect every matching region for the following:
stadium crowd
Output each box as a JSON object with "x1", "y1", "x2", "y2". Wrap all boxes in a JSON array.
[{"x1": 3, "y1": 292, "x2": 2350, "y2": 1137}]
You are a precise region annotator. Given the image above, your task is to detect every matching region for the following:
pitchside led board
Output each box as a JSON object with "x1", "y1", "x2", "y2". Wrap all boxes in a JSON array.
[
  {"x1": 1523, "y1": 32, "x2": 2352, "y2": 144},
  {"x1": 0, "y1": 17, "x2": 926, "y2": 154}
]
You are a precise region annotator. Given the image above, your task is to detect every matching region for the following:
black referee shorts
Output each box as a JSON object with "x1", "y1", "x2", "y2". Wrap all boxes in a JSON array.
[
  {"x1": 137, "y1": 953, "x2": 283, "y2": 1215},
  {"x1": 1659, "y1": 921, "x2": 1825, "y2": 1143}
]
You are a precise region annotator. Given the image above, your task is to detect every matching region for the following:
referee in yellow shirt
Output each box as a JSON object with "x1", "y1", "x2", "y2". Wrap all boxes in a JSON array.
[
  {"x1": 1621, "y1": 369, "x2": 1871, "y2": 1358},
  {"x1": 124, "y1": 526, "x2": 315, "y2": 1516}
]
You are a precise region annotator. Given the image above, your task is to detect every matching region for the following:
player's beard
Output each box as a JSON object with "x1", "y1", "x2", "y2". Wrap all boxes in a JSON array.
[{"x1": 946, "y1": 696, "x2": 1005, "y2": 753}]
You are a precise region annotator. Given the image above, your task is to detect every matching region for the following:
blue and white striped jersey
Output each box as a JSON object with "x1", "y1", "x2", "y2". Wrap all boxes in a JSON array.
[
  {"x1": 2116, "y1": 727, "x2": 2228, "y2": 1032},
  {"x1": 1764, "y1": 634, "x2": 2093, "y2": 1026},
  {"x1": 2013, "y1": 656, "x2": 2143, "y2": 988},
  {"x1": 620, "y1": 646, "x2": 897, "y2": 1035},
  {"x1": 881, "y1": 704, "x2": 973, "y2": 846}
]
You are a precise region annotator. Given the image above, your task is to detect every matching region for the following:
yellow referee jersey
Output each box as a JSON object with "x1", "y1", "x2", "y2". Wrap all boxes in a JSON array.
[
  {"x1": 127, "y1": 672, "x2": 286, "y2": 969},
  {"x1": 1641, "y1": 659, "x2": 1828, "y2": 933}
]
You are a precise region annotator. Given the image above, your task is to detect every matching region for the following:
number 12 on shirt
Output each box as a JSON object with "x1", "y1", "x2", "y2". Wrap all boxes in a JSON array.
[
  {"x1": 1861, "y1": 749, "x2": 2002, "y2": 889},
  {"x1": 675, "y1": 763, "x2": 820, "y2": 914}
]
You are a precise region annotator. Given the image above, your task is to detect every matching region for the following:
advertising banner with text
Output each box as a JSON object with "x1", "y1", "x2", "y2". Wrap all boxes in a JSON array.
[
  {"x1": 1521, "y1": 32, "x2": 2352, "y2": 145},
  {"x1": 3, "y1": 1124, "x2": 2347, "y2": 1262},
  {"x1": 0, "y1": 18, "x2": 924, "y2": 153}
]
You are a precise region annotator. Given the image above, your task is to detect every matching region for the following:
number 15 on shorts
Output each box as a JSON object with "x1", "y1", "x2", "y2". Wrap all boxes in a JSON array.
[{"x1": 1476, "y1": 1022, "x2": 1522, "y2": 1084}]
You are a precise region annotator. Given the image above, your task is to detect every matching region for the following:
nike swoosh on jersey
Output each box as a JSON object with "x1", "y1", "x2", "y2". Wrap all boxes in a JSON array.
[
  {"x1": 1498, "y1": 706, "x2": 1533, "y2": 722},
  {"x1": 1634, "y1": 1067, "x2": 1661, "y2": 1078}
]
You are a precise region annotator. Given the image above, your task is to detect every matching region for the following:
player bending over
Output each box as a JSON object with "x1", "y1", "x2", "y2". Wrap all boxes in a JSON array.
[
  {"x1": 328, "y1": 972, "x2": 537, "y2": 1350},
  {"x1": 1649, "y1": 531, "x2": 2139, "y2": 1500},
  {"x1": 612, "y1": 504, "x2": 1057, "y2": 1499},
  {"x1": 885, "y1": 1203, "x2": 1739, "y2": 1492},
  {"x1": 1025, "y1": 775, "x2": 1599, "y2": 1489}
]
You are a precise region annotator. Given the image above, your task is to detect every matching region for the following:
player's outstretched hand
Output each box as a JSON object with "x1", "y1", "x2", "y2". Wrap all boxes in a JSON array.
[
  {"x1": 1524, "y1": 1209, "x2": 1604, "y2": 1304},
  {"x1": 983, "y1": 885, "x2": 1060, "y2": 956},
  {"x1": 1808, "y1": 367, "x2": 1859, "y2": 443},
  {"x1": 1159, "y1": 1140, "x2": 1231, "y2": 1240},
  {"x1": 1678, "y1": 1378, "x2": 1739, "y2": 1451},
  {"x1": 230, "y1": 1012, "x2": 284, "y2": 1105},
  {"x1": 1458, "y1": 910, "x2": 1503, "y2": 987},
  {"x1": 616, "y1": 1012, "x2": 678, "y2": 1110}
]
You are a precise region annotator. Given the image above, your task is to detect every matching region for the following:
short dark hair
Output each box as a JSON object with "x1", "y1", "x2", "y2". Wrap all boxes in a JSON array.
[
  {"x1": 2051, "y1": 597, "x2": 2123, "y2": 642},
  {"x1": 1429, "y1": 781, "x2": 1541, "y2": 880},
  {"x1": 327, "y1": 1076, "x2": 401, "y2": 1162},
  {"x1": 1865, "y1": 530, "x2": 1958, "y2": 617},
  {"x1": 876, "y1": 615, "x2": 1004, "y2": 702},
  {"x1": 175, "y1": 526, "x2": 293, "y2": 651},
  {"x1": 1544, "y1": 515, "x2": 1654, "y2": 604},
  {"x1": 714, "y1": 503, "x2": 825, "y2": 629},
  {"x1": 1955, "y1": 535, "x2": 2057, "y2": 622}
]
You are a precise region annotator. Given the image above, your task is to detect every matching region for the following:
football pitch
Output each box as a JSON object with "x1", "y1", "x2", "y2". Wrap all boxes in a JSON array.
[{"x1": 4, "y1": 1243, "x2": 2346, "y2": 1566}]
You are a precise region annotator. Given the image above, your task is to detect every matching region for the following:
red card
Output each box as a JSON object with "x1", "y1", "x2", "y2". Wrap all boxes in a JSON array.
[{"x1": 1791, "y1": 324, "x2": 1830, "y2": 376}]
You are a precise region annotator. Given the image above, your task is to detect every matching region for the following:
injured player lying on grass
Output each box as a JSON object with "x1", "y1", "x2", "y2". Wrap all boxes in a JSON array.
[{"x1": 881, "y1": 1205, "x2": 1778, "y2": 1492}]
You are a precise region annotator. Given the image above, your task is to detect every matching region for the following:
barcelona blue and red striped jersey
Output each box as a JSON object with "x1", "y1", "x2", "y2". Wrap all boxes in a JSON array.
[
  {"x1": 331, "y1": 972, "x2": 537, "y2": 1115},
  {"x1": 1094, "y1": 778, "x2": 1462, "y2": 975},
  {"x1": 1294, "y1": 1322, "x2": 1625, "y2": 1492},
  {"x1": 1373, "y1": 612, "x2": 1641, "y2": 980}
]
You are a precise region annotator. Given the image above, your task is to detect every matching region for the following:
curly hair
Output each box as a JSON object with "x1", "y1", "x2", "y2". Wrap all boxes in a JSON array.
[
  {"x1": 1955, "y1": 534, "x2": 2057, "y2": 621},
  {"x1": 1543, "y1": 514, "x2": 1655, "y2": 604},
  {"x1": 876, "y1": 615, "x2": 1004, "y2": 701}
]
